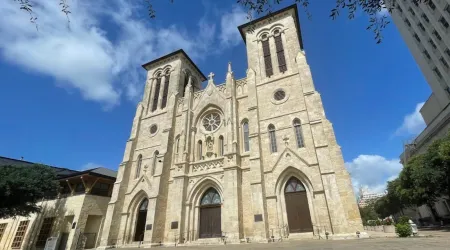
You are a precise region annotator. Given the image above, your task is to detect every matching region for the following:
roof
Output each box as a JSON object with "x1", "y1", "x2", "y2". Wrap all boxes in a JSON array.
[
  {"x1": 237, "y1": 4, "x2": 304, "y2": 50},
  {"x1": 58, "y1": 167, "x2": 117, "y2": 181},
  {"x1": 0, "y1": 156, "x2": 79, "y2": 178},
  {"x1": 141, "y1": 49, "x2": 207, "y2": 82}
]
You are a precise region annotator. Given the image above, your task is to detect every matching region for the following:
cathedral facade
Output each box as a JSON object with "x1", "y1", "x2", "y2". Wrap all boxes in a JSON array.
[{"x1": 99, "y1": 4, "x2": 363, "y2": 247}]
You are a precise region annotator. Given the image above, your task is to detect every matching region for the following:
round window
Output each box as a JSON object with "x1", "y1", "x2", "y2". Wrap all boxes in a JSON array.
[
  {"x1": 202, "y1": 113, "x2": 221, "y2": 132},
  {"x1": 150, "y1": 124, "x2": 158, "y2": 134},
  {"x1": 274, "y1": 90, "x2": 286, "y2": 101}
]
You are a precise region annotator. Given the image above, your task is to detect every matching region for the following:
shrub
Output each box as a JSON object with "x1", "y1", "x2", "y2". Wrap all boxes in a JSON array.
[
  {"x1": 395, "y1": 223, "x2": 412, "y2": 237},
  {"x1": 375, "y1": 220, "x2": 381, "y2": 226},
  {"x1": 398, "y1": 216, "x2": 410, "y2": 225},
  {"x1": 367, "y1": 220, "x2": 376, "y2": 226}
]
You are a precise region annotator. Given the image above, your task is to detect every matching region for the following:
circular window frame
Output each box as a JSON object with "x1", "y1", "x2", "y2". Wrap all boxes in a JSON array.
[
  {"x1": 200, "y1": 111, "x2": 223, "y2": 134},
  {"x1": 271, "y1": 88, "x2": 289, "y2": 105},
  {"x1": 149, "y1": 124, "x2": 159, "y2": 137}
]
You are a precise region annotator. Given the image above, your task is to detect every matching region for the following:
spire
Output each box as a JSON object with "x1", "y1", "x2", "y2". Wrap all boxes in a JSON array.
[{"x1": 228, "y1": 62, "x2": 232, "y2": 73}]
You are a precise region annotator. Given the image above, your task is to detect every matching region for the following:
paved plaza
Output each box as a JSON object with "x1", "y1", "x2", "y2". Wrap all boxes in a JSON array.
[{"x1": 117, "y1": 229, "x2": 450, "y2": 250}]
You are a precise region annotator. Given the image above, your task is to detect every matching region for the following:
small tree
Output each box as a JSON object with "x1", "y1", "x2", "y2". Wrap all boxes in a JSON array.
[
  {"x1": 359, "y1": 201, "x2": 378, "y2": 225},
  {"x1": 0, "y1": 164, "x2": 59, "y2": 218}
]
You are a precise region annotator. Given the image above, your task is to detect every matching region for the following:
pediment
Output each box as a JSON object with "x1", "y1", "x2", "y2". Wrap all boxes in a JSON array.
[
  {"x1": 126, "y1": 174, "x2": 152, "y2": 195},
  {"x1": 193, "y1": 83, "x2": 227, "y2": 111},
  {"x1": 267, "y1": 147, "x2": 310, "y2": 173}
]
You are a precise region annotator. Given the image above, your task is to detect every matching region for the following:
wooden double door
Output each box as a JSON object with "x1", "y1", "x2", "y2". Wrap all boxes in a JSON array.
[
  {"x1": 284, "y1": 177, "x2": 313, "y2": 233},
  {"x1": 199, "y1": 206, "x2": 221, "y2": 238}
]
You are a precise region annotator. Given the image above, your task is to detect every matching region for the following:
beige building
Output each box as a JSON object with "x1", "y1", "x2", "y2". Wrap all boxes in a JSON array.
[
  {"x1": 0, "y1": 157, "x2": 116, "y2": 250},
  {"x1": 98, "y1": 4, "x2": 363, "y2": 248},
  {"x1": 389, "y1": 0, "x2": 450, "y2": 224}
]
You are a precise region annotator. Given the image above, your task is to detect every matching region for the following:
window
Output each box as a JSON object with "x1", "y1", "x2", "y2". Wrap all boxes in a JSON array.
[
  {"x1": 274, "y1": 32, "x2": 287, "y2": 73},
  {"x1": 152, "y1": 76, "x2": 162, "y2": 111},
  {"x1": 404, "y1": 18, "x2": 411, "y2": 27},
  {"x1": 202, "y1": 113, "x2": 221, "y2": 132},
  {"x1": 413, "y1": 1, "x2": 418, "y2": 7},
  {"x1": 198, "y1": 141, "x2": 203, "y2": 160},
  {"x1": 413, "y1": 33, "x2": 421, "y2": 42},
  {"x1": 262, "y1": 37, "x2": 273, "y2": 77},
  {"x1": 418, "y1": 22, "x2": 425, "y2": 32},
  {"x1": 433, "y1": 30, "x2": 442, "y2": 41},
  {"x1": 161, "y1": 72, "x2": 170, "y2": 109},
  {"x1": 151, "y1": 151, "x2": 159, "y2": 176},
  {"x1": 219, "y1": 136, "x2": 224, "y2": 156},
  {"x1": 429, "y1": 39, "x2": 437, "y2": 50},
  {"x1": 183, "y1": 73, "x2": 190, "y2": 97},
  {"x1": 268, "y1": 124, "x2": 277, "y2": 153},
  {"x1": 135, "y1": 154, "x2": 142, "y2": 179},
  {"x1": 243, "y1": 121, "x2": 250, "y2": 152},
  {"x1": 423, "y1": 50, "x2": 431, "y2": 60},
  {"x1": 274, "y1": 90, "x2": 286, "y2": 101},
  {"x1": 445, "y1": 48, "x2": 450, "y2": 58},
  {"x1": 293, "y1": 119, "x2": 305, "y2": 148},
  {"x1": 446, "y1": 5, "x2": 450, "y2": 15},
  {"x1": 176, "y1": 136, "x2": 180, "y2": 154},
  {"x1": 396, "y1": 5, "x2": 403, "y2": 13},
  {"x1": 36, "y1": 217, "x2": 54, "y2": 247},
  {"x1": 408, "y1": 7, "x2": 415, "y2": 16},
  {"x1": 422, "y1": 14, "x2": 430, "y2": 23},
  {"x1": 11, "y1": 221, "x2": 29, "y2": 249},
  {"x1": 74, "y1": 183, "x2": 85, "y2": 194},
  {"x1": 0, "y1": 223, "x2": 7, "y2": 242},
  {"x1": 285, "y1": 177, "x2": 306, "y2": 193},
  {"x1": 439, "y1": 17, "x2": 449, "y2": 29},
  {"x1": 200, "y1": 188, "x2": 221, "y2": 205},
  {"x1": 150, "y1": 124, "x2": 158, "y2": 135},
  {"x1": 434, "y1": 67, "x2": 443, "y2": 79},
  {"x1": 428, "y1": 0, "x2": 436, "y2": 11},
  {"x1": 91, "y1": 183, "x2": 110, "y2": 196},
  {"x1": 440, "y1": 57, "x2": 449, "y2": 69}
]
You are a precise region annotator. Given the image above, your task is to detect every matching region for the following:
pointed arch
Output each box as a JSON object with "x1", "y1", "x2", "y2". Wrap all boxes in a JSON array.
[
  {"x1": 152, "y1": 74, "x2": 162, "y2": 111},
  {"x1": 218, "y1": 135, "x2": 224, "y2": 156},
  {"x1": 134, "y1": 198, "x2": 149, "y2": 241},
  {"x1": 161, "y1": 71, "x2": 170, "y2": 109},
  {"x1": 135, "y1": 154, "x2": 142, "y2": 179},
  {"x1": 242, "y1": 119, "x2": 250, "y2": 152},
  {"x1": 197, "y1": 140, "x2": 203, "y2": 160},
  {"x1": 268, "y1": 124, "x2": 277, "y2": 153},
  {"x1": 151, "y1": 150, "x2": 159, "y2": 176},
  {"x1": 293, "y1": 118, "x2": 304, "y2": 148}
]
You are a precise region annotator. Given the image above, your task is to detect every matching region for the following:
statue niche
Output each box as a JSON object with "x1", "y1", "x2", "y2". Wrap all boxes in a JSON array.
[{"x1": 205, "y1": 136, "x2": 216, "y2": 159}]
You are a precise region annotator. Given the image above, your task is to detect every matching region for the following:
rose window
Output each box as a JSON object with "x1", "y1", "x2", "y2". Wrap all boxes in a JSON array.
[{"x1": 202, "y1": 113, "x2": 221, "y2": 132}]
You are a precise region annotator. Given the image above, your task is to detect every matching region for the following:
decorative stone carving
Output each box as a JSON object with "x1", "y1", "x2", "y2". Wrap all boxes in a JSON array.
[{"x1": 191, "y1": 158, "x2": 224, "y2": 172}]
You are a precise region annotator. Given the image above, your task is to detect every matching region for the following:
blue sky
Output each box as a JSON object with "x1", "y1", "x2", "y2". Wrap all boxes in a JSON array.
[{"x1": 0, "y1": 1, "x2": 430, "y2": 193}]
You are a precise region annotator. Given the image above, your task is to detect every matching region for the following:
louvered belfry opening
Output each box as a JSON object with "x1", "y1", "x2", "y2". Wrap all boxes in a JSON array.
[
  {"x1": 275, "y1": 33, "x2": 287, "y2": 73},
  {"x1": 262, "y1": 37, "x2": 273, "y2": 77}
]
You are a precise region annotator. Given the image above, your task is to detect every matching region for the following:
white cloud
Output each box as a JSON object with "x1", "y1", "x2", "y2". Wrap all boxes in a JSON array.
[
  {"x1": 219, "y1": 5, "x2": 247, "y2": 47},
  {"x1": 345, "y1": 155, "x2": 403, "y2": 195},
  {"x1": 395, "y1": 102, "x2": 426, "y2": 136},
  {"x1": 0, "y1": 0, "x2": 219, "y2": 108},
  {"x1": 81, "y1": 162, "x2": 104, "y2": 170}
]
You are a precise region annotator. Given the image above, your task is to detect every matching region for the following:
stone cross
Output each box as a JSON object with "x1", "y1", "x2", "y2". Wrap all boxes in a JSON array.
[{"x1": 208, "y1": 72, "x2": 215, "y2": 81}]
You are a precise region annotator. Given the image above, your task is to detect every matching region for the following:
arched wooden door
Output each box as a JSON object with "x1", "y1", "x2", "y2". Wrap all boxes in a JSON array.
[
  {"x1": 199, "y1": 188, "x2": 221, "y2": 238},
  {"x1": 134, "y1": 199, "x2": 148, "y2": 241},
  {"x1": 284, "y1": 177, "x2": 313, "y2": 233}
]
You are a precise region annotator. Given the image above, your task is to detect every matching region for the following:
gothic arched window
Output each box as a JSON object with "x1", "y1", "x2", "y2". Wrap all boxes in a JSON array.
[
  {"x1": 198, "y1": 140, "x2": 203, "y2": 160},
  {"x1": 152, "y1": 75, "x2": 162, "y2": 111},
  {"x1": 151, "y1": 151, "x2": 159, "y2": 176},
  {"x1": 161, "y1": 71, "x2": 170, "y2": 109},
  {"x1": 200, "y1": 188, "x2": 221, "y2": 205},
  {"x1": 135, "y1": 154, "x2": 142, "y2": 179},
  {"x1": 261, "y1": 35, "x2": 273, "y2": 77},
  {"x1": 268, "y1": 124, "x2": 277, "y2": 153},
  {"x1": 242, "y1": 120, "x2": 250, "y2": 152},
  {"x1": 293, "y1": 118, "x2": 304, "y2": 148},
  {"x1": 219, "y1": 135, "x2": 224, "y2": 156},
  {"x1": 284, "y1": 177, "x2": 306, "y2": 193},
  {"x1": 274, "y1": 30, "x2": 287, "y2": 73},
  {"x1": 183, "y1": 73, "x2": 190, "y2": 97},
  {"x1": 176, "y1": 136, "x2": 180, "y2": 154}
]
